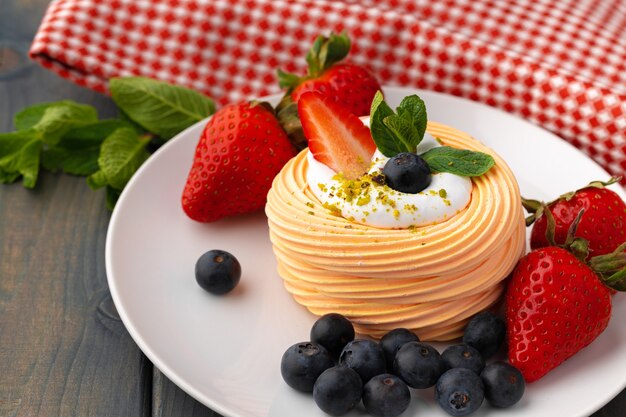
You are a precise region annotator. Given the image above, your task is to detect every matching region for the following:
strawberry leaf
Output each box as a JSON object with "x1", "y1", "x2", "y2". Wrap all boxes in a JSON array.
[{"x1": 306, "y1": 32, "x2": 351, "y2": 77}]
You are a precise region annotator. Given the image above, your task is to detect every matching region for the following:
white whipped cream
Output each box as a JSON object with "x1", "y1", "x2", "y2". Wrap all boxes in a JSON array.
[{"x1": 306, "y1": 124, "x2": 472, "y2": 229}]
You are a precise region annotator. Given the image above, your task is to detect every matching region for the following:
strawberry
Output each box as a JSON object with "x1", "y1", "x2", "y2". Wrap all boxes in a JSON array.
[
  {"x1": 290, "y1": 62, "x2": 381, "y2": 117},
  {"x1": 276, "y1": 33, "x2": 381, "y2": 150},
  {"x1": 506, "y1": 207, "x2": 626, "y2": 383},
  {"x1": 181, "y1": 101, "x2": 296, "y2": 222},
  {"x1": 298, "y1": 91, "x2": 376, "y2": 180},
  {"x1": 505, "y1": 245, "x2": 612, "y2": 383},
  {"x1": 278, "y1": 32, "x2": 381, "y2": 116},
  {"x1": 524, "y1": 178, "x2": 626, "y2": 257}
]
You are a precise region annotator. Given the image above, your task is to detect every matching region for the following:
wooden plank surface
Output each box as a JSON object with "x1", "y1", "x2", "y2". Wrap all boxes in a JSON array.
[
  {"x1": 0, "y1": 1, "x2": 625, "y2": 417},
  {"x1": 0, "y1": 1, "x2": 218, "y2": 416}
]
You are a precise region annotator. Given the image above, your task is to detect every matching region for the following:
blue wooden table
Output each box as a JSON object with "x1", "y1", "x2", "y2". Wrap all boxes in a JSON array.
[{"x1": 0, "y1": 1, "x2": 624, "y2": 416}]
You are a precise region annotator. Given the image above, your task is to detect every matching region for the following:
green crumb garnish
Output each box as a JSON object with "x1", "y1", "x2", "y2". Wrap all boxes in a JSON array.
[
  {"x1": 305, "y1": 202, "x2": 314, "y2": 208},
  {"x1": 439, "y1": 189, "x2": 447, "y2": 198},
  {"x1": 307, "y1": 211, "x2": 315, "y2": 215},
  {"x1": 404, "y1": 204, "x2": 418, "y2": 213},
  {"x1": 323, "y1": 202, "x2": 342, "y2": 216},
  {"x1": 356, "y1": 195, "x2": 371, "y2": 206},
  {"x1": 444, "y1": 199, "x2": 451, "y2": 206},
  {"x1": 393, "y1": 209, "x2": 400, "y2": 219},
  {"x1": 317, "y1": 183, "x2": 327, "y2": 192}
]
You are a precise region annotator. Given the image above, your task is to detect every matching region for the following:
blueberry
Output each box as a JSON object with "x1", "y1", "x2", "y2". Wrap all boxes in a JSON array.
[
  {"x1": 380, "y1": 328, "x2": 420, "y2": 370},
  {"x1": 363, "y1": 374, "x2": 411, "y2": 417},
  {"x1": 394, "y1": 342, "x2": 446, "y2": 388},
  {"x1": 463, "y1": 311, "x2": 506, "y2": 359},
  {"x1": 280, "y1": 342, "x2": 334, "y2": 392},
  {"x1": 436, "y1": 368, "x2": 484, "y2": 416},
  {"x1": 313, "y1": 366, "x2": 363, "y2": 415},
  {"x1": 310, "y1": 313, "x2": 355, "y2": 357},
  {"x1": 195, "y1": 250, "x2": 241, "y2": 295},
  {"x1": 382, "y1": 152, "x2": 431, "y2": 194},
  {"x1": 481, "y1": 362, "x2": 525, "y2": 408},
  {"x1": 339, "y1": 339, "x2": 387, "y2": 384},
  {"x1": 441, "y1": 344, "x2": 485, "y2": 374}
]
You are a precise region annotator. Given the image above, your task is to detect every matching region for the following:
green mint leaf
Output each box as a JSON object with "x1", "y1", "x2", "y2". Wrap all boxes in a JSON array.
[
  {"x1": 370, "y1": 91, "x2": 408, "y2": 156},
  {"x1": 421, "y1": 146, "x2": 495, "y2": 176},
  {"x1": 0, "y1": 130, "x2": 43, "y2": 188},
  {"x1": 109, "y1": 76, "x2": 215, "y2": 140},
  {"x1": 14, "y1": 102, "x2": 57, "y2": 130},
  {"x1": 396, "y1": 95, "x2": 427, "y2": 145},
  {"x1": 382, "y1": 114, "x2": 421, "y2": 152},
  {"x1": 42, "y1": 119, "x2": 132, "y2": 176},
  {"x1": 370, "y1": 92, "x2": 429, "y2": 157},
  {"x1": 29, "y1": 101, "x2": 98, "y2": 145},
  {"x1": 94, "y1": 127, "x2": 150, "y2": 190},
  {"x1": 105, "y1": 186, "x2": 122, "y2": 210},
  {"x1": 87, "y1": 169, "x2": 108, "y2": 190}
]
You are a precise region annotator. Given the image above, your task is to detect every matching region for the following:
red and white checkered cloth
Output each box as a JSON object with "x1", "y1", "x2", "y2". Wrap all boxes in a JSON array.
[{"x1": 30, "y1": 0, "x2": 626, "y2": 179}]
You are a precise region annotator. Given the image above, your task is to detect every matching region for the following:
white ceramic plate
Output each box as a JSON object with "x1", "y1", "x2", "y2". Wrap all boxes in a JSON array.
[{"x1": 106, "y1": 87, "x2": 626, "y2": 417}]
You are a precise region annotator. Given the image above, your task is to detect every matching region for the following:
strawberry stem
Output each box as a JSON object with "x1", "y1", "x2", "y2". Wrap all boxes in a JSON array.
[
  {"x1": 521, "y1": 197, "x2": 543, "y2": 226},
  {"x1": 589, "y1": 242, "x2": 626, "y2": 291},
  {"x1": 543, "y1": 206, "x2": 557, "y2": 247},
  {"x1": 521, "y1": 177, "x2": 621, "y2": 226},
  {"x1": 277, "y1": 32, "x2": 351, "y2": 90}
]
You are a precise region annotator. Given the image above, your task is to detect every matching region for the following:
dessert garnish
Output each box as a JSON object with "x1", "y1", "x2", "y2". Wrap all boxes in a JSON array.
[
  {"x1": 298, "y1": 91, "x2": 376, "y2": 180},
  {"x1": 370, "y1": 91, "x2": 495, "y2": 193},
  {"x1": 363, "y1": 374, "x2": 411, "y2": 417},
  {"x1": 281, "y1": 341, "x2": 334, "y2": 393},
  {"x1": 462, "y1": 311, "x2": 506, "y2": 359},
  {"x1": 181, "y1": 101, "x2": 296, "y2": 222},
  {"x1": 313, "y1": 366, "x2": 363, "y2": 415},
  {"x1": 277, "y1": 32, "x2": 381, "y2": 150},
  {"x1": 379, "y1": 328, "x2": 420, "y2": 370},
  {"x1": 522, "y1": 176, "x2": 626, "y2": 257},
  {"x1": 310, "y1": 313, "x2": 355, "y2": 358},
  {"x1": 0, "y1": 76, "x2": 215, "y2": 209},
  {"x1": 280, "y1": 312, "x2": 525, "y2": 416},
  {"x1": 506, "y1": 206, "x2": 626, "y2": 382},
  {"x1": 441, "y1": 344, "x2": 485, "y2": 375},
  {"x1": 435, "y1": 368, "x2": 484, "y2": 416},
  {"x1": 480, "y1": 362, "x2": 525, "y2": 408},
  {"x1": 194, "y1": 249, "x2": 241, "y2": 295}
]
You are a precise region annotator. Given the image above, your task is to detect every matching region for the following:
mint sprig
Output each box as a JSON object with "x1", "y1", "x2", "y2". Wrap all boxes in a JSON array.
[
  {"x1": 370, "y1": 91, "x2": 495, "y2": 177},
  {"x1": 421, "y1": 146, "x2": 495, "y2": 176},
  {"x1": 0, "y1": 77, "x2": 215, "y2": 209},
  {"x1": 370, "y1": 91, "x2": 427, "y2": 156}
]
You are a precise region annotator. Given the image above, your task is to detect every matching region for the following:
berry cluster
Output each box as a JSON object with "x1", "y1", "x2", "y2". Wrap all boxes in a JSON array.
[{"x1": 280, "y1": 312, "x2": 525, "y2": 417}]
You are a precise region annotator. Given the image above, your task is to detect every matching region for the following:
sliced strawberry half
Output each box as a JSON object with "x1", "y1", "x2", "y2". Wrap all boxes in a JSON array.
[{"x1": 298, "y1": 91, "x2": 376, "y2": 179}]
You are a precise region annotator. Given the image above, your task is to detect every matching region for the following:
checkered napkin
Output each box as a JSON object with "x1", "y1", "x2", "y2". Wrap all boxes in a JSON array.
[{"x1": 30, "y1": 0, "x2": 626, "y2": 180}]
